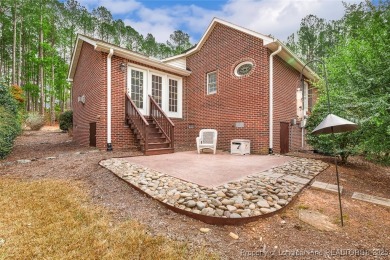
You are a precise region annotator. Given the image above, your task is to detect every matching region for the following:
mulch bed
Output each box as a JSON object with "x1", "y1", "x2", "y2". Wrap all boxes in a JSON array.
[{"x1": 1, "y1": 127, "x2": 389, "y2": 259}]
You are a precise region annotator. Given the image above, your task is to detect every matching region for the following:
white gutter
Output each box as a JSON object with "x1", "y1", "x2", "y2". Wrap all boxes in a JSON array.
[
  {"x1": 269, "y1": 45, "x2": 282, "y2": 154},
  {"x1": 107, "y1": 48, "x2": 114, "y2": 151}
]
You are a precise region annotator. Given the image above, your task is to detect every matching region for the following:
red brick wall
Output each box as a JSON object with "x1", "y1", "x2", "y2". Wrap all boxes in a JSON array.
[
  {"x1": 72, "y1": 42, "x2": 107, "y2": 148},
  {"x1": 104, "y1": 57, "x2": 190, "y2": 150},
  {"x1": 184, "y1": 23, "x2": 270, "y2": 153},
  {"x1": 273, "y1": 55, "x2": 302, "y2": 153},
  {"x1": 72, "y1": 25, "x2": 310, "y2": 154}
]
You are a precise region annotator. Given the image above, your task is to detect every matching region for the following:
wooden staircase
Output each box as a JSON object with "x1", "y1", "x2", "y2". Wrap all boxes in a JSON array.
[
  {"x1": 125, "y1": 93, "x2": 174, "y2": 155},
  {"x1": 140, "y1": 117, "x2": 174, "y2": 155}
]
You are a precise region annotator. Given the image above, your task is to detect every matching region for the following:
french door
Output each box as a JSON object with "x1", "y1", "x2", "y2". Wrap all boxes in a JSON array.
[
  {"x1": 128, "y1": 67, "x2": 147, "y2": 115},
  {"x1": 127, "y1": 65, "x2": 182, "y2": 118}
]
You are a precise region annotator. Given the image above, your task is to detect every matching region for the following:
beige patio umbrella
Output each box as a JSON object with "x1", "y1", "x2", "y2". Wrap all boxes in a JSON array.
[{"x1": 312, "y1": 114, "x2": 358, "y2": 135}]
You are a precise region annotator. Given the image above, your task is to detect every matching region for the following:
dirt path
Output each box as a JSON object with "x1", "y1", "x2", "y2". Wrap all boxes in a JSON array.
[{"x1": 1, "y1": 128, "x2": 389, "y2": 259}]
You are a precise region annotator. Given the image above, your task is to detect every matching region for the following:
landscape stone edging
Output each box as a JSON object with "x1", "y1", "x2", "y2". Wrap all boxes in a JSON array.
[{"x1": 100, "y1": 157, "x2": 328, "y2": 225}]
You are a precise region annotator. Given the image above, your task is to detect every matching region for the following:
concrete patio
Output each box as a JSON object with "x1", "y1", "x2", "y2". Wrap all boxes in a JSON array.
[
  {"x1": 100, "y1": 151, "x2": 329, "y2": 224},
  {"x1": 121, "y1": 151, "x2": 294, "y2": 187}
]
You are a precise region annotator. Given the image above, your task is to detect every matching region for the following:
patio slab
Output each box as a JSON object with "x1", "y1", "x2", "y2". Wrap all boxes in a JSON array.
[
  {"x1": 120, "y1": 151, "x2": 294, "y2": 187},
  {"x1": 100, "y1": 152, "x2": 329, "y2": 225}
]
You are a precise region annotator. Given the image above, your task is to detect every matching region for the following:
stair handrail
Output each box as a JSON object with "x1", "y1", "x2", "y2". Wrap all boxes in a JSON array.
[
  {"x1": 149, "y1": 95, "x2": 175, "y2": 148},
  {"x1": 125, "y1": 93, "x2": 149, "y2": 151}
]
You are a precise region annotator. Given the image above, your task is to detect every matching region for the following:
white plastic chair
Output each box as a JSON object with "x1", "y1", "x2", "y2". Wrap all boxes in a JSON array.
[{"x1": 196, "y1": 129, "x2": 218, "y2": 154}]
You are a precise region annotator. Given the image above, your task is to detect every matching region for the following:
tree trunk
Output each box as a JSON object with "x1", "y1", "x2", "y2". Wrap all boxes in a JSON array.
[
  {"x1": 12, "y1": 1, "x2": 17, "y2": 85},
  {"x1": 39, "y1": 3, "x2": 45, "y2": 115},
  {"x1": 18, "y1": 18, "x2": 22, "y2": 86},
  {"x1": 50, "y1": 39, "x2": 55, "y2": 125}
]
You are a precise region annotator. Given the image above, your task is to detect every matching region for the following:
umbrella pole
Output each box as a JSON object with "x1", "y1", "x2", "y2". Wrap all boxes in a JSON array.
[{"x1": 332, "y1": 130, "x2": 344, "y2": 227}]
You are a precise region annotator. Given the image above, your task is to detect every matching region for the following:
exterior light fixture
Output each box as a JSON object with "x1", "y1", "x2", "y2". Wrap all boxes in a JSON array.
[
  {"x1": 119, "y1": 62, "x2": 126, "y2": 72},
  {"x1": 301, "y1": 59, "x2": 358, "y2": 227}
]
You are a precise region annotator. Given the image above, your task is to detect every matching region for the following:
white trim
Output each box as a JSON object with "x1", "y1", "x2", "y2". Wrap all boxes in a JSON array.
[
  {"x1": 126, "y1": 63, "x2": 183, "y2": 118},
  {"x1": 107, "y1": 49, "x2": 114, "y2": 148},
  {"x1": 166, "y1": 75, "x2": 182, "y2": 118},
  {"x1": 149, "y1": 71, "x2": 164, "y2": 108},
  {"x1": 68, "y1": 34, "x2": 191, "y2": 81},
  {"x1": 127, "y1": 66, "x2": 148, "y2": 115},
  {"x1": 265, "y1": 40, "x2": 318, "y2": 81},
  {"x1": 162, "y1": 18, "x2": 318, "y2": 82},
  {"x1": 206, "y1": 71, "x2": 217, "y2": 95},
  {"x1": 163, "y1": 18, "x2": 274, "y2": 62},
  {"x1": 234, "y1": 61, "x2": 254, "y2": 77}
]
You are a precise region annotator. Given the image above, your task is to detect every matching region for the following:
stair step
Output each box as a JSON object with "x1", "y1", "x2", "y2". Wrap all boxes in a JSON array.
[
  {"x1": 148, "y1": 137, "x2": 167, "y2": 143},
  {"x1": 146, "y1": 142, "x2": 170, "y2": 149},
  {"x1": 147, "y1": 127, "x2": 160, "y2": 133},
  {"x1": 148, "y1": 132, "x2": 163, "y2": 138},
  {"x1": 144, "y1": 148, "x2": 174, "y2": 156},
  {"x1": 127, "y1": 115, "x2": 173, "y2": 155}
]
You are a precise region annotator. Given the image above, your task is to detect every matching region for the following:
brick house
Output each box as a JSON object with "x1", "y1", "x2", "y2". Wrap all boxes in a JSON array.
[{"x1": 68, "y1": 18, "x2": 317, "y2": 155}]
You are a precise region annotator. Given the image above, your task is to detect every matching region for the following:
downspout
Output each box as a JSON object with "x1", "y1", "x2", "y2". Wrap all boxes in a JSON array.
[
  {"x1": 268, "y1": 45, "x2": 282, "y2": 154},
  {"x1": 107, "y1": 49, "x2": 114, "y2": 151}
]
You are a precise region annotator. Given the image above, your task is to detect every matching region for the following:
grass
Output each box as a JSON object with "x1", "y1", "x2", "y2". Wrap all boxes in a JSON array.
[
  {"x1": 296, "y1": 204, "x2": 309, "y2": 210},
  {"x1": 0, "y1": 178, "x2": 218, "y2": 259}
]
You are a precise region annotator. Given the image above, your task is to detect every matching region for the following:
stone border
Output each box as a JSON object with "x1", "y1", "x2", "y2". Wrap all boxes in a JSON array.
[{"x1": 100, "y1": 157, "x2": 328, "y2": 225}]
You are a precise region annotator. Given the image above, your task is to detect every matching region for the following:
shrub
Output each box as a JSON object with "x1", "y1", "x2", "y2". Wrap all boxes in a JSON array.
[
  {"x1": 59, "y1": 110, "x2": 73, "y2": 131},
  {"x1": 0, "y1": 107, "x2": 21, "y2": 159},
  {"x1": 26, "y1": 112, "x2": 45, "y2": 131},
  {"x1": 10, "y1": 84, "x2": 25, "y2": 108},
  {"x1": 0, "y1": 84, "x2": 18, "y2": 114}
]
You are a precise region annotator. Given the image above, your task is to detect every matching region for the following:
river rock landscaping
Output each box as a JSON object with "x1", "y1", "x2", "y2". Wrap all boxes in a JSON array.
[{"x1": 100, "y1": 157, "x2": 328, "y2": 220}]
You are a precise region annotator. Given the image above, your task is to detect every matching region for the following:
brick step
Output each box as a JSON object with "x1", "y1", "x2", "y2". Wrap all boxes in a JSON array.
[{"x1": 144, "y1": 148, "x2": 174, "y2": 156}]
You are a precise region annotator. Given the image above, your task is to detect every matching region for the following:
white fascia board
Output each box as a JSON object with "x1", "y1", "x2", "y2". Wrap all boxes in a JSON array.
[
  {"x1": 212, "y1": 18, "x2": 275, "y2": 45},
  {"x1": 162, "y1": 53, "x2": 187, "y2": 62},
  {"x1": 95, "y1": 43, "x2": 191, "y2": 76},
  {"x1": 164, "y1": 17, "x2": 275, "y2": 61}
]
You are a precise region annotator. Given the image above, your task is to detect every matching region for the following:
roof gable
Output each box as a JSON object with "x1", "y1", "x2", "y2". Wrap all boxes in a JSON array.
[{"x1": 163, "y1": 18, "x2": 317, "y2": 81}]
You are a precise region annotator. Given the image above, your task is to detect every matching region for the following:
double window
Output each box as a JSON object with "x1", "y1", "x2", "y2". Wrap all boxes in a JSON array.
[{"x1": 207, "y1": 71, "x2": 217, "y2": 95}]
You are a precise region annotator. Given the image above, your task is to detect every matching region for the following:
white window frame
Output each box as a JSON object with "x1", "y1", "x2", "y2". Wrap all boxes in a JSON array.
[
  {"x1": 127, "y1": 64, "x2": 182, "y2": 118},
  {"x1": 127, "y1": 66, "x2": 148, "y2": 115},
  {"x1": 149, "y1": 72, "x2": 165, "y2": 108},
  {"x1": 166, "y1": 75, "x2": 182, "y2": 118},
  {"x1": 234, "y1": 61, "x2": 254, "y2": 77},
  {"x1": 207, "y1": 71, "x2": 217, "y2": 95}
]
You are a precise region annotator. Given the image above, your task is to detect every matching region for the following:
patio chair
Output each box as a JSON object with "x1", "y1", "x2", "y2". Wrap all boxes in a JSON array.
[{"x1": 196, "y1": 129, "x2": 218, "y2": 154}]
